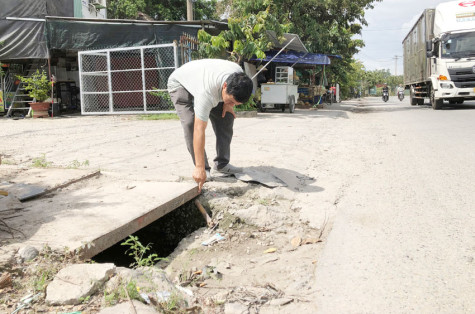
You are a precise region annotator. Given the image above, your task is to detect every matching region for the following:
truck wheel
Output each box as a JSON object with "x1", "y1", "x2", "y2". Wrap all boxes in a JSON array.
[
  {"x1": 410, "y1": 87, "x2": 418, "y2": 106},
  {"x1": 417, "y1": 98, "x2": 424, "y2": 106},
  {"x1": 289, "y1": 96, "x2": 295, "y2": 113},
  {"x1": 430, "y1": 90, "x2": 443, "y2": 110},
  {"x1": 457, "y1": 100, "x2": 464, "y2": 104},
  {"x1": 281, "y1": 104, "x2": 285, "y2": 112}
]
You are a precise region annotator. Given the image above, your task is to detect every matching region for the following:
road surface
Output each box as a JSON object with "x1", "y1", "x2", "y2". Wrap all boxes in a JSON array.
[{"x1": 312, "y1": 97, "x2": 475, "y2": 313}]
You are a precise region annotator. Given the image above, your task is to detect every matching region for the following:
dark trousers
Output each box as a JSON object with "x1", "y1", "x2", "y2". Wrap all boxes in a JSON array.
[{"x1": 169, "y1": 86, "x2": 234, "y2": 170}]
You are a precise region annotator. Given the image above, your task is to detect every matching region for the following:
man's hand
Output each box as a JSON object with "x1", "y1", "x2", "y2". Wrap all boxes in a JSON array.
[
  {"x1": 193, "y1": 166, "x2": 206, "y2": 193},
  {"x1": 222, "y1": 103, "x2": 236, "y2": 119}
]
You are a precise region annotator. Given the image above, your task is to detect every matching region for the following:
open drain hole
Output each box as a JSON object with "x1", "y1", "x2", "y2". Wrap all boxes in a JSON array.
[{"x1": 92, "y1": 199, "x2": 206, "y2": 267}]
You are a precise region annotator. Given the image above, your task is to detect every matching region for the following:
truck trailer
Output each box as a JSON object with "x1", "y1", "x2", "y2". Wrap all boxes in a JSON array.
[{"x1": 403, "y1": 1, "x2": 475, "y2": 109}]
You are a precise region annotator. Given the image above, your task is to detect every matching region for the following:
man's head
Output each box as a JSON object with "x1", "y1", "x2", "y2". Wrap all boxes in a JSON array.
[{"x1": 222, "y1": 72, "x2": 253, "y2": 107}]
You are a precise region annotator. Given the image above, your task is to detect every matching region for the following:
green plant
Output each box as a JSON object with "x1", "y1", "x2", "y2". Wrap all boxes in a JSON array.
[
  {"x1": 121, "y1": 235, "x2": 164, "y2": 268},
  {"x1": 67, "y1": 159, "x2": 90, "y2": 169},
  {"x1": 136, "y1": 113, "x2": 179, "y2": 120},
  {"x1": 235, "y1": 95, "x2": 257, "y2": 112},
  {"x1": 104, "y1": 279, "x2": 140, "y2": 306},
  {"x1": 32, "y1": 154, "x2": 52, "y2": 168},
  {"x1": 148, "y1": 88, "x2": 174, "y2": 110},
  {"x1": 18, "y1": 70, "x2": 51, "y2": 102}
]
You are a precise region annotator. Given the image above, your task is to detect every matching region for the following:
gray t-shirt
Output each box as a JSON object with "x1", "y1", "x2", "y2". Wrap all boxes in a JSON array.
[{"x1": 167, "y1": 59, "x2": 243, "y2": 122}]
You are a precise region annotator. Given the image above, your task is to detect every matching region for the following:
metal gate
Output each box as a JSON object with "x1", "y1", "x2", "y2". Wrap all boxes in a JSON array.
[{"x1": 78, "y1": 43, "x2": 178, "y2": 115}]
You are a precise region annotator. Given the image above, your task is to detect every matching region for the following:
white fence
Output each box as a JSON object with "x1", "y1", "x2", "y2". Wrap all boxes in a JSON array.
[{"x1": 78, "y1": 43, "x2": 178, "y2": 115}]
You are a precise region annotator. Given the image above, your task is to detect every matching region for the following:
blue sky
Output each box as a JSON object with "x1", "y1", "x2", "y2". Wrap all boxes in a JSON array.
[{"x1": 356, "y1": 0, "x2": 454, "y2": 75}]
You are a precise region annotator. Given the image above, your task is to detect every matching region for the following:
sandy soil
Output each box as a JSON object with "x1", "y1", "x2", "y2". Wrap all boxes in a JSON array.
[{"x1": 0, "y1": 100, "x2": 373, "y2": 312}]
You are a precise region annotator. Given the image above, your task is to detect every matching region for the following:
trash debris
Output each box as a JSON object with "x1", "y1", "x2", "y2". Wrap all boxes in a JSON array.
[
  {"x1": 156, "y1": 291, "x2": 171, "y2": 302},
  {"x1": 264, "y1": 248, "x2": 277, "y2": 254},
  {"x1": 202, "y1": 233, "x2": 225, "y2": 246},
  {"x1": 202, "y1": 266, "x2": 223, "y2": 280},
  {"x1": 175, "y1": 285, "x2": 193, "y2": 297},
  {"x1": 140, "y1": 292, "x2": 151, "y2": 304},
  {"x1": 12, "y1": 292, "x2": 42, "y2": 314}
]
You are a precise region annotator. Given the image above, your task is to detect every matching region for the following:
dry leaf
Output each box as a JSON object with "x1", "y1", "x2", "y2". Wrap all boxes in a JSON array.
[
  {"x1": 290, "y1": 237, "x2": 302, "y2": 247},
  {"x1": 0, "y1": 273, "x2": 12, "y2": 289},
  {"x1": 264, "y1": 248, "x2": 277, "y2": 254},
  {"x1": 303, "y1": 238, "x2": 321, "y2": 245}
]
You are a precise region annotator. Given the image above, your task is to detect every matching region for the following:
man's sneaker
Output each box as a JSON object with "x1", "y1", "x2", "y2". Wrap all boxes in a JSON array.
[{"x1": 213, "y1": 164, "x2": 243, "y2": 174}]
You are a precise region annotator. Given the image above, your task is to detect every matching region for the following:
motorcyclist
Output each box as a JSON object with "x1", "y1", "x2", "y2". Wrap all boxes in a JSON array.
[
  {"x1": 397, "y1": 84, "x2": 404, "y2": 94},
  {"x1": 396, "y1": 84, "x2": 405, "y2": 101},
  {"x1": 382, "y1": 83, "x2": 389, "y2": 102}
]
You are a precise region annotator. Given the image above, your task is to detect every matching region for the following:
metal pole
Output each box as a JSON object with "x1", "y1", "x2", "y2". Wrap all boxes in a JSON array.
[
  {"x1": 251, "y1": 37, "x2": 297, "y2": 80},
  {"x1": 187, "y1": 0, "x2": 193, "y2": 21}
]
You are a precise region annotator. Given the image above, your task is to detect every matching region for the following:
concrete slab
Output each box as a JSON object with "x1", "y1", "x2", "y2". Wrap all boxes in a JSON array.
[
  {"x1": 1, "y1": 174, "x2": 198, "y2": 259},
  {"x1": 0, "y1": 167, "x2": 101, "y2": 201}
]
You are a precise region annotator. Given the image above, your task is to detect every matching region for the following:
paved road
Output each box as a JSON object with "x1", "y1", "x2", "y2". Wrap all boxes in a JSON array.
[
  {"x1": 2, "y1": 96, "x2": 474, "y2": 313},
  {"x1": 313, "y1": 97, "x2": 475, "y2": 313}
]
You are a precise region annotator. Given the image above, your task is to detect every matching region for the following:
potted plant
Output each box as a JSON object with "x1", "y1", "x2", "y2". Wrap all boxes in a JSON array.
[{"x1": 19, "y1": 70, "x2": 52, "y2": 118}]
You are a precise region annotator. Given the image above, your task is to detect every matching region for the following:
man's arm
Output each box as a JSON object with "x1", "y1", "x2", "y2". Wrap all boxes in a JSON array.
[{"x1": 193, "y1": 116, "x2": 208, "y2": 192}]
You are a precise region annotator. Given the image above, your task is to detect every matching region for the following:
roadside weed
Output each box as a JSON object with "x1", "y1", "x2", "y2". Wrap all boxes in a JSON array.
[
  {"x1": 136, "y1": 113, "x2": 179, "y2": 120},
  {"x1": 67, "y1": 159, "x2": 90, "y2": 169},
  {"x1": 121, "y1": 235, "x2": 165, "y2": 268},
  {"x1": 32, "y1": 154, "x2": 52, "y2": 168}
]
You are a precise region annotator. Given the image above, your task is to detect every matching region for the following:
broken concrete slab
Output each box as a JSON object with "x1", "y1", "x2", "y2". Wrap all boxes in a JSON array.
[
  {"x1": 0, "y1": 194, "x2": 24, "y2": 212},
  {"x1": 234, "y1": 169, "x2": 287, "y2": 188},
  {"x1": 2, "y1": 174, "x2": 198, "y2": 259},
  {"x1": 0, "y1": 182, "x2": 45, "y2": 202},
  {"x1": 46, "y1": 263, "x2": 116, "y2": 305}
]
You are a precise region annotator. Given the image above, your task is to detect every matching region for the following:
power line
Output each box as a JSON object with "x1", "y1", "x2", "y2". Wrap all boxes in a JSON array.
[{"x1": 393, "y1": 55, "x2": 402, "y2": 75}]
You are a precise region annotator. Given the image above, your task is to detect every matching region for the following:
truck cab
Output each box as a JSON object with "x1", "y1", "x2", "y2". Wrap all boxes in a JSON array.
[{"x1": 404, "y1": 1, "x2": 475, "y2": 109}]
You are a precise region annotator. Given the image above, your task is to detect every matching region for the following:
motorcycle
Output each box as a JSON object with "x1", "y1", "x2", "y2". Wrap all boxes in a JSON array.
[
  {"x1": 382, "y1": 90, "x2": 389, "y2": 102},
  {"x1": 398, "y1": 90, "x2": 404, "y2": 101}
]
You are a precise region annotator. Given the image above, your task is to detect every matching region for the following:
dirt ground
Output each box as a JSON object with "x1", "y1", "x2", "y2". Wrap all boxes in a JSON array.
[{"x1": 0, "y1": 102, "x2": 366, "y2": 312}]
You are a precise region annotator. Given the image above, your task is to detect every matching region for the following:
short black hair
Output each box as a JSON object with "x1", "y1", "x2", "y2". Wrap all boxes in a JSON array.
[{"x1": 225, "y1": 72, "x2": 253, "y2": 103}]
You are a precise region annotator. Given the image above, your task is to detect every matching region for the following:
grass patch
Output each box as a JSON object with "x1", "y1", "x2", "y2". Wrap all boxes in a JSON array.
[
  {"x1": 32, "y1": 154, "x2": 52, "y2": 168},
  {"x1": 137, "y1": 113, "x2": 179, "y2": 120}
]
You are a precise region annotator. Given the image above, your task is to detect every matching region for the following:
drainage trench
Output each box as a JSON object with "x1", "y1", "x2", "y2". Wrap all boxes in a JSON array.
[{"x1": 92, "y1": 199, "x2": 206, "y2": 267}]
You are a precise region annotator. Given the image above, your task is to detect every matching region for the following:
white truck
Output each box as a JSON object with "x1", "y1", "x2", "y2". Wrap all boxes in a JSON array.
[{"x1": 403, "y1": 1, "x2": 475, "y2": 109}]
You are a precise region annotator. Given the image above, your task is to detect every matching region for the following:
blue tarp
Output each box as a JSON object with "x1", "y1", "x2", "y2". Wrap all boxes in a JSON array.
[{"x1": 253, "y1": 50, "x2": 331, "y2": 65}]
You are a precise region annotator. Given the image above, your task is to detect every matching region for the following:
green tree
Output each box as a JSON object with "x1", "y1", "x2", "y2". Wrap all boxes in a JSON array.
[
  {"x1": 196, "y1": 0, "x2": 289, "y2": 63},
  {"x1": 205, "y1": 0, "x2": 381, "y2": 98},
  {"x1": 107, "y1": 0, "x2": 146, "y2": 19},
  {"x1": 107, "y1": 0, "x2": 218, "y2": 20}
]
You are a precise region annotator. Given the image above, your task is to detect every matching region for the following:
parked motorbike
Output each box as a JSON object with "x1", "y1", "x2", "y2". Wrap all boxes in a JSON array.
[
  {"x1": 398, "y1": 91, "x2": 404, "y2": 101},
  {"x1": 382, "y1": 91, "x2": 389, "y2": 102}
]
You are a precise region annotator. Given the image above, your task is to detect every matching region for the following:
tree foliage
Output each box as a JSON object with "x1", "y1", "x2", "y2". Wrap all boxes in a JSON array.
[
  {"x1": 107, "y1": 0, "x2": 218, "y2": 20},
  {"x1": 196, "y1": 0, "x2": 289, "y2": 63}
]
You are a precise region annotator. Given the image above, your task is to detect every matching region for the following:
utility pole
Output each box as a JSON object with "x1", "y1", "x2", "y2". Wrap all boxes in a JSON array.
[
  {"x1": 187, "y1": 0, "x2": 193, "y2": 21},
  {"x1": 393, "y1": 55, "x2": 402, "y2": 76}
]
